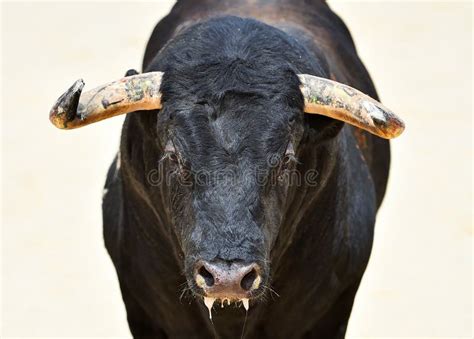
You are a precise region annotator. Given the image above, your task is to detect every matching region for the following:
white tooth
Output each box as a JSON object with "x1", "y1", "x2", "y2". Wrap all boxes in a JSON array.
[
  {"x1": 242, "y1": 298, "x2": 249, "y2": 311},
  {"x1": 221, "y1": 299, "x2": 224, "y2": 308},
  {"x1": 204, "y1": 297, "x2": 216, "y2": 320}
]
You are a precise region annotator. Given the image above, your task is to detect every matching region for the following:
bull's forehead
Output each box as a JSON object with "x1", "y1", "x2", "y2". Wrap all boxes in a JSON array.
[{"x1": 170, "y1": 93, "x2": 291, "y2": 165}]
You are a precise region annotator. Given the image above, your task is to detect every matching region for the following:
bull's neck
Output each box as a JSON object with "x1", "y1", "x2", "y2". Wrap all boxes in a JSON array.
[
  {"x1": 269, "y1": 128, "x2": 343, "y2": 265},
  {"x1": 119, "y1": 113, "x2": 185, "y2": 264},
  {"x1": 271, "y1": 126, "x2": 376, "y2": 287}
]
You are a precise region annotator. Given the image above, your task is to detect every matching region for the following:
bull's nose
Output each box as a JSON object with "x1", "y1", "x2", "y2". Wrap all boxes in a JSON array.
[{"x1": 194, "y1": 260, "x2": 262, "y2": 298}]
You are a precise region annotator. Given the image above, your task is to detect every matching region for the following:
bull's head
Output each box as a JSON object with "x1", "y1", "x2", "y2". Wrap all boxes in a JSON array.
[{"x1": 50, "y1": 56, "x2": 404, "y2": 317}]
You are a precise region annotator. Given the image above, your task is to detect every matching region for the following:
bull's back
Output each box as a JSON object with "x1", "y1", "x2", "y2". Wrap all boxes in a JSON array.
[{"x1": 143, "y1": 0, "x2": 390, "y2": 207}]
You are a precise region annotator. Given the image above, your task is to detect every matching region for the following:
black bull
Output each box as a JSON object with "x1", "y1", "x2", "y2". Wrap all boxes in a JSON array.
[{"x1": 100, "y1": 0, "x2": 392, "y2": 338}]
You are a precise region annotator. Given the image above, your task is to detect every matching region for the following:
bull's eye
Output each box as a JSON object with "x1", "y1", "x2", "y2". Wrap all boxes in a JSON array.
[
  {"x1": 281, "y1": 155, "x2": 293, "y2": 171},
  {"x1": 168, "y1": 153, "x2": 179, "y2": 164},
  {"x1": 163, "y1": 140, "x2": 181, "y2": 166},
  {"x1": 277, "y1": 142, "x2": 297, "y2": 179},
  {"x1": 279, "y1": 154, "x2": 296, "y2": 174},
  {"x1": 283, "y1": 142, "x2": 295, "y2": 162},
  {"x1": 162, "y1": 140, "x2": 192, "y2": 185},
  {"x1": 161, "y1": 151, "x2": 180, "y2": 166}
]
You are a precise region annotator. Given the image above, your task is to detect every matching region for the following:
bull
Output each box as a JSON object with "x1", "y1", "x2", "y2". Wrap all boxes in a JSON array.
[{"x1": 49, "y1": 0, "x2": 404, "y2": 338}]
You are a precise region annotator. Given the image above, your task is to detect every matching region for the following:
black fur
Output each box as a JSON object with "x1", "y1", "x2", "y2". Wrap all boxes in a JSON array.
[{"x1": 103, "y1": 4, "x2": 389, "y2": 338}]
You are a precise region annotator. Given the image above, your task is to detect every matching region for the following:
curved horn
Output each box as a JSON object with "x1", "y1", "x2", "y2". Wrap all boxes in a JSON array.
[
  {"x1": 49, "y1": 72, "x2": 163, "y2": 129},
  {"x1": 298, "y1": 74, "x2": 404, "y2": 139}
]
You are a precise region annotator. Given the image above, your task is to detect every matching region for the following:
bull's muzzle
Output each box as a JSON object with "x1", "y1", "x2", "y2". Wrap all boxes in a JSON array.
[{"x1": 194, "y1": 260, "x2": 262, "y2": 299}]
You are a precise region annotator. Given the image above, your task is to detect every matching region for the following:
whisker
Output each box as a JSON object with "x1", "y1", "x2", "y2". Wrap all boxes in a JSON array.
[
  {"x1": 262, "y1": 284, "x2": 280, "y2": 299},
  {"x1": 178, "y1": 280, "x2": 195, "y2": 303},
  {"x1": 179, "y1": 287, "x2": 190, "y2": 302}
]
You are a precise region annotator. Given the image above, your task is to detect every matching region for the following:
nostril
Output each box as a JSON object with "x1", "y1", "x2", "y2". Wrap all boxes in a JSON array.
[
  {"x1": 240, "y1": 268, "x2": 258, "y2": 291},
  {"x1": 197, "y1": 266, "x2": 215, "y2": 287}
]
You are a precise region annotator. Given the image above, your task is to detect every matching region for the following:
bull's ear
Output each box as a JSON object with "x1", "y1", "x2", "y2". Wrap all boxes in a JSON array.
[
  {"x1": 298, "y1": 74, "x2": 405, "y2": 139},
  {"x1": 49, "y1": 71, "x2": 163, "y2": 129}
]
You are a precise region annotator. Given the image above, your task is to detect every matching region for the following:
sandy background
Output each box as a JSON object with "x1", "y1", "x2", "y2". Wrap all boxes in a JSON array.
[{"x1": 1, "y1": 1, "x2": 472, "y2": 338}]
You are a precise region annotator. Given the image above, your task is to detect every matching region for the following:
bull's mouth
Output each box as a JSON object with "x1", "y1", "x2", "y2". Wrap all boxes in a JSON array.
[
  {"x1": 193, "y1": 278, "x2": 267, "y2": 320},
  {"x1": 202, "y1": 296, "x2": 251, "y2": 320}
]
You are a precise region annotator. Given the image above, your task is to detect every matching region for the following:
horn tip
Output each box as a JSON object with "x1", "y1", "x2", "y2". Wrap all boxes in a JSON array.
[
  {"x1": 392, "y1": 121, "x2": 406, "y2": 139},
  {"x1": 381, "y1": 118, "x2": 405, "y2": 139},
  {"x1": 49, "y1": 79, "x2": 85, "y2": 129}
]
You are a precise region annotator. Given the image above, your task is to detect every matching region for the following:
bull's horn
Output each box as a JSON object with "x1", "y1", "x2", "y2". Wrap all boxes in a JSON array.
[
  {"x1": 49, "y1": 72, "x2": 163, "y2": 129},
  {"x1": 298, "y1": 74, "x2": 404, "y2": 139}
]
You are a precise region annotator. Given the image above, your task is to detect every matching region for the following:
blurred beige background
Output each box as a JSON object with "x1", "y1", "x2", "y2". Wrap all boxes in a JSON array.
[{"x1": 1, "y1": 1, "x2": 472, "y2": 338}]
